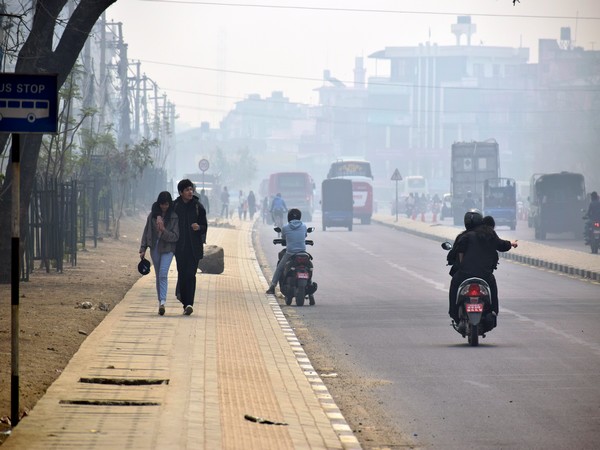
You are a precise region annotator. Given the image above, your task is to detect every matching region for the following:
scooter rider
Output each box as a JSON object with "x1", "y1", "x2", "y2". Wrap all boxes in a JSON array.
[
  {"x1": 266, "y1": 208, "x2": 306, "y2": 295},
  {"x1": 269, "y1": 193, "x2": 288, "y2": 226},
  {"x1": 448, "y1": 210, "x2": 517, "y2": 324},
  {"x1": 584, "y1": 191, "x2": 600, "y2": 243}
]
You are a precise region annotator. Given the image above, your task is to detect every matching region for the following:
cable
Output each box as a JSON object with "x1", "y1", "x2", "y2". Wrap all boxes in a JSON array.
[
  {"x1": 139, "y1": 59, "x2": 600, "y2": 93},
  {"x1": 137, "y1": 0, "x2": 600, "y2": 21}
]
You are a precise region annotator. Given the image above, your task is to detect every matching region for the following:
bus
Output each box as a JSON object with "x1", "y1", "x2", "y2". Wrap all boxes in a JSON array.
[
  {"x1": 327, "y1": 158, "x2": 373, "y2": 224},
  {"x1": 400, "y1": 175, "x2": 429, "y2": 196},
  {"x1": 0, "y1": 98, "x2": 50, "y2": 122},
  {"x1": 268, "y1": 172, "x2": 315, "y2": 221}
]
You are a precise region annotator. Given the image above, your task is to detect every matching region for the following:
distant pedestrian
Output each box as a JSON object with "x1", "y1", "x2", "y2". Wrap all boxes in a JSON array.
[
  {"x1": 199, "y1": 188, "x2": 210, "y2": 215},
  {"x1": 139, "y1": 191, "x2": 179, "y2": 316},
  {"x1": 173, "y1": 179, "x2": 208, "y2": 316},
  {"x1": 248, "y1": 190, "x2": 257, "y2": 219},
  {"x1": 220, "y1": 186, "x2": 229, "y2": 218}
]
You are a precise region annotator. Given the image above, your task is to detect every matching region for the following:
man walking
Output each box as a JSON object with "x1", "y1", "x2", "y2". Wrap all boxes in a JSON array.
[{"x1": 173, "y1": 179, "x2": 208, "y2": 315}]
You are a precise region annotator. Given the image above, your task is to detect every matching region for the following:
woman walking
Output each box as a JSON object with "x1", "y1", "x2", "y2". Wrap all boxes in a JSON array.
[{"x1": 139, "y1": 191, "x2": 179, "y2": 315}]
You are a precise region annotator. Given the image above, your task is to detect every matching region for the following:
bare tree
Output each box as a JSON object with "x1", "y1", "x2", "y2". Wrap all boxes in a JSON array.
[{"x1": 0, "y1": 0, "x2": 117, "y2": 283}]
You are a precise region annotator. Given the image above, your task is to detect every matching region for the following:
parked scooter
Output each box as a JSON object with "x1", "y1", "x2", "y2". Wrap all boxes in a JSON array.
[
  {"x1": 442, "y1": 241, "x2": 497, "y2": 346},
  {"x1": 273, "y1": 227, "x2": 317, "y2": 306},
  {"x1": 583, "y1": 214, "x2": 600, "y2": 254}
]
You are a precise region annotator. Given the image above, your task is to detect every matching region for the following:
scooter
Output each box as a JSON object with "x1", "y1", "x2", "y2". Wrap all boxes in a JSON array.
[
  {"x1": 442, "y1": 241, "x2": 496, "y2": 346},
  {"x1": 273, "y1": 227, "x2": 317, "y2": 306},
  {"x1": 583, "y1": 214, "x2": 600, "y2": 254}
]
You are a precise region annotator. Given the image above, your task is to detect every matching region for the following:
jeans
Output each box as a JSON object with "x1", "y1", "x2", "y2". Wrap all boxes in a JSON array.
[
  {"x1": 150, "y1": 246, "x2": 174, "y2": 304},
  {"x1": 270, "y1": 252, "x2": 292, "y2": 287}
]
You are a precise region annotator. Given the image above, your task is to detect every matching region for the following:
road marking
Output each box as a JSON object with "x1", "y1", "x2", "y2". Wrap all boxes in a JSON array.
[
  {"x1": 502, "y1": 307, "x2": 600, "y2": 357},
  {"x1": 347, "y1": 240, "x2": 447, "y2": 292}
]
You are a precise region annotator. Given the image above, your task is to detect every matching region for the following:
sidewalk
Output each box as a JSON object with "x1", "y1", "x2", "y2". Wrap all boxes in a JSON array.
[
  {"x1": 373, "y1": 214, "x2": 600, "y2": 282},
  {"x1": 2, "y1": 221, "x2": 361, "y2": 450}
]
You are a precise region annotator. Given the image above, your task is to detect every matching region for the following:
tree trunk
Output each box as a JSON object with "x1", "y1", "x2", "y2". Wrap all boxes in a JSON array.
[{"x1": 0, "y1": 0, "x2": 117, "y2": 283}]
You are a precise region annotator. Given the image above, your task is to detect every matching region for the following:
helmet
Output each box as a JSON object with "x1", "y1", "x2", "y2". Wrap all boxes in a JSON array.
[
  {"x1": 138, "y1": 258, "x2": 151, "y2": 276},
  {"x1": 287, "y1": 208, "x2": 302, "y2": 222},
  {"x1": 464, "y1": 209, "x2": 483, "y2": 230}
]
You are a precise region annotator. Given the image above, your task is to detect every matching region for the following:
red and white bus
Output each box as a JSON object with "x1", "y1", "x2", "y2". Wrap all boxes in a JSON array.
[
  {"x1": 268, "y1": 172, "x2": 316, "y2": 221},
  {"x1": 327, "y1": 159, "x2": 373, "y2": 224}
]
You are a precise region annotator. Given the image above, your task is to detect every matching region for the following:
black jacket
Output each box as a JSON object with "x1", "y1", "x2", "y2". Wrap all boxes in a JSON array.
[
  {"x1": 588, "y1": 200, "x2": 600, "y2": 221},
  {"x1": 173, "y1": 195, "x2": 208, "y2": 260},
  {"x1": 455, "y1": 227, "x2": 511, "y2": 278}
]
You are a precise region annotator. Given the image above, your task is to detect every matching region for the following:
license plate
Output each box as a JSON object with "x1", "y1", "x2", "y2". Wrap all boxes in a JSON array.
[
  {"x1": 465, "y1": 303, "x2": 484, "y2": 313},
  {"x1": 297, "y1": 272, "x2": 309, "y2": 279}
]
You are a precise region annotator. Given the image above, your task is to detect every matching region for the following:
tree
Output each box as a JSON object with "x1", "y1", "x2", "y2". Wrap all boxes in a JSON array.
[
  {"x1": 109, "y1": 138, "x2": 155, "y2": 239},
  {"x1": 0, "y1": 0, "x2": 117, "y2": 283}
]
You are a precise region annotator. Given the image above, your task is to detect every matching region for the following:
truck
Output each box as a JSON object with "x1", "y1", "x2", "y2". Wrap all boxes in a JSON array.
[
  {"x1": 482, "y1": 177, "x2": 517, "y2": 230},
  {"x1": 528, "y1": 171, "x2": 586, "y2": 240},
  {"x1": 450, "y1": 140, "x2": 500, "y2": 225}
]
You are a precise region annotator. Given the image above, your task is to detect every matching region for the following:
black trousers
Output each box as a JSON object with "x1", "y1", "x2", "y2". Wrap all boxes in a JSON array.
[
  {"x1": 449, "y1": 272, "x2": 498, "y2": 321},
  {"x1": 176, "y1": 252, "x2": 201, "y2": 307}
]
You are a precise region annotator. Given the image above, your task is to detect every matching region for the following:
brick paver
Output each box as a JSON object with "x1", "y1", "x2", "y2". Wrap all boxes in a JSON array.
[{"x1": 2, "y1": 221, "x2": 360, "y2": 450}]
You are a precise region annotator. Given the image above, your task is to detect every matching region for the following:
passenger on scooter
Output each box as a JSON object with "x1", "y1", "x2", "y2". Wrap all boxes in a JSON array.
[
  {"x1": 584, "y1": 191, "x2": 600, "y2": 244},
  {"x1": 266, "y1": 208, "x2": 307, "y2": 295},
  {"x1": 448, "y1": 210, "x2": 517, "y2": 324},
  {"x1": 269, "y1": 193, "x2": 288, "y2": 227}
]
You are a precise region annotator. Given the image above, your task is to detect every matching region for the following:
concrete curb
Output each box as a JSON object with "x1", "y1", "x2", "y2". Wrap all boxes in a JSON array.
[{"x1": 373, "y1": 215, "x2": 600, "y2": 283}]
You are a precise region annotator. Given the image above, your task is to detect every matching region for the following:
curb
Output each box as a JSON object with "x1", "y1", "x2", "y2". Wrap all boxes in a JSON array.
[
  {"x1": 251, "y1": 223, "x2": 362, "y2": 450},
  {"x1": 373, "y1": 218, "x2": 600, "y2": 283}
]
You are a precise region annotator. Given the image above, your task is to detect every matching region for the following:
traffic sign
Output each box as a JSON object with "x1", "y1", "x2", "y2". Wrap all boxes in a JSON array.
[
  {"x1": 0, "y1": 73, "x2": 58, "y2": 133},
  {"x1": 198, "y1": 158, "x2": 210, "y2": 172},
  {"x1": 391, "y1": 168, "x2": 402, "y2": 181}
]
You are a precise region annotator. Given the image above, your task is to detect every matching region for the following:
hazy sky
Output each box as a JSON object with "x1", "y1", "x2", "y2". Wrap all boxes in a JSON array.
[{"x1": 106, "y1": 0, "x2": 600, "y2": 128}]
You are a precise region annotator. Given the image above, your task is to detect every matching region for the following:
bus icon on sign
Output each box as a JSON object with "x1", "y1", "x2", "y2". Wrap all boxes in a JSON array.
[{"x1": 0, "y1": 98, "x2": 50, "y2": 123}]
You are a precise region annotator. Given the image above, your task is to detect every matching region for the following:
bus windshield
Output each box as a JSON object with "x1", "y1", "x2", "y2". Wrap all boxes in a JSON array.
[{"x1": 328, "y1": 161, "x2": 372, "y2": 178}]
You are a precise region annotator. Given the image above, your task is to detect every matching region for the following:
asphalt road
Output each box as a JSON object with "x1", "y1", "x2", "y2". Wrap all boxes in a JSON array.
[{"x1": 258, "y1": 215, "x2": 600, "y2": 449}]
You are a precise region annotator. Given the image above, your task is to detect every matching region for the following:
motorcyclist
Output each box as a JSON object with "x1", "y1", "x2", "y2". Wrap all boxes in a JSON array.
[
  {"x1": 266, "y1": 208, "x2": 307, "y2": 296},
  {"x1": 584, "y1": 191, "x2": 600, "y2": 244},
  {"x1": 448, "y1": 210, "x2": 517, "y2": 325},
  {"x1": 269, "y1": 193, "x2": 288, "y2": 227},
  {"x1": 462, "y1": 191, "x2": 477, "y2": 211}
]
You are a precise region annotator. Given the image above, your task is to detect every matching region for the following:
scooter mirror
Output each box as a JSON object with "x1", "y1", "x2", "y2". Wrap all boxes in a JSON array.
[
  {"x1": 441, "y1": 241, "x2": 452, "y2": 250},
  {"x1": 274, "y1": 227, "x2": 282, "y2": 233},
  {"x1": 307, "y1": 227, "x2": 315, "y2": 233}
]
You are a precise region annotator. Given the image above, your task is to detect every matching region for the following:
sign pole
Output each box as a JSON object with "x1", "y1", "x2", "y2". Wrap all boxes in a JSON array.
[
  {"x1": 11, "y1": 133, "x2": 20, "y2": 426},
  {"x1": 390, "y1": 168, "x2": 402, "y2": 223},
  {"x1": 395, "y1": 179, "x2": 399, "y2": 222}
]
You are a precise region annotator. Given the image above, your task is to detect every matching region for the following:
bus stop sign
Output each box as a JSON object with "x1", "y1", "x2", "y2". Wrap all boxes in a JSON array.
[{"x1": 0, "y1": 73, "x2": 58, "y2": 133}]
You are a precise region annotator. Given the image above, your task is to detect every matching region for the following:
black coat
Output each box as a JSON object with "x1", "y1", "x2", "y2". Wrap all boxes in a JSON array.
[{"x1": 173, "y1": 195, "x2": 208, "y2": 261}]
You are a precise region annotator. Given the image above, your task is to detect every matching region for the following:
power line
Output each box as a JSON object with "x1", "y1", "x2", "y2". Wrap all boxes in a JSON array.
[
  {"x1": 140, "y1": 59, "x2": 600, "y2": 93},
  {"x1": 138, "y1": 0, "x2": 600, "y2": 21}
]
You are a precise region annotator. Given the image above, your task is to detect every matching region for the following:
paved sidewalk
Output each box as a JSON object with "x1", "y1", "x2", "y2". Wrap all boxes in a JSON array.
[
  {"x1": 2, "y1": 221, "x2": 361, "y2": 450},
  {"x1": 373, "y1": 214, "x2": 600, "y2": 282}
]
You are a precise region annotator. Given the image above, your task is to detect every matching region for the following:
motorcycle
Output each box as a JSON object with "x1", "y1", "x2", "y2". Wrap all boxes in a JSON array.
[
  {"x1": 273, "y1": 226, "x2": 317, "y2": 306},
  {"x1": 583, "y1": 214, "x2": 600, "y2": 254},
  {"x1": 442, "y1": 241, "x2": 496, "y2": 346}
]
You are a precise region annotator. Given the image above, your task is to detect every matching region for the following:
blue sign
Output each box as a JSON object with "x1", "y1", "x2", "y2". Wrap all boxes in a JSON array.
[{"x1": 0, "y1": 73, "x2": 58, "y2": 133}]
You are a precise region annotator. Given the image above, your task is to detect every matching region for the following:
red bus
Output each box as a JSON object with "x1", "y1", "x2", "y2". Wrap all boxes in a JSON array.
[
  {"x1": 327, "y1": 159, "x2": 373, "y2": 224},
  {"x1": 268, "y1": 172, "x2": 316, "y2": 221}
]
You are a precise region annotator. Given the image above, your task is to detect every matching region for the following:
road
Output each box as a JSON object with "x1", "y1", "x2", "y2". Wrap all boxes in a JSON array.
[
  {"x1": 257, "y1": 215, "x2": 600, "y2": 449},
  {"x1": 384, "y1": 207, "x2": 588, "y2": 253}
]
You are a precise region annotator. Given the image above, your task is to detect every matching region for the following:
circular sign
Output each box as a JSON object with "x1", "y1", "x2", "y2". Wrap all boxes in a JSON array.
[{"x1": 198, "y1": 158, "x2": 210, "y2": 172}]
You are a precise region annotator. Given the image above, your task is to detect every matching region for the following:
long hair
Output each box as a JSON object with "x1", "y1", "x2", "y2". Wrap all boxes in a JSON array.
[{"x1": 151, "y1": 191, "x2": 174, "y2": 223}]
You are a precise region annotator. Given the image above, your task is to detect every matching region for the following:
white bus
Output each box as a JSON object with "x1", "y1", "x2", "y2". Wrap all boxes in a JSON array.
[
  {"x1": 400, "y1": 175, "x2": 429, "y2": 196},
  {"x1": 0, "y1": 98, "x2": 50, "y2": 122}
]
